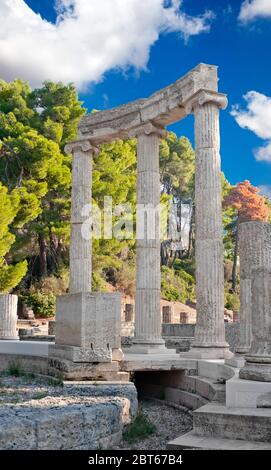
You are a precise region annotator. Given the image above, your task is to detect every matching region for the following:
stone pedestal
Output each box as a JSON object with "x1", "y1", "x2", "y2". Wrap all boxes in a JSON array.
[
  {"x1": 51, "y1": 292, "x2": 122, "y2": 360},
  {"x1": 49, "y1": 292, "x2": 126, "y2": 380},
  {"x1": 0, "y1": 294, "x2": 18, "y2": 340},
  {"x1": 129, "y1": 124, "x2": 173, "y2": 355},
  {"x1": 240, "y1": 268, "x2": 271, "y2": 382},
  {"x1": 182, "y1": 91, "x2": 231, "y2": 359}
]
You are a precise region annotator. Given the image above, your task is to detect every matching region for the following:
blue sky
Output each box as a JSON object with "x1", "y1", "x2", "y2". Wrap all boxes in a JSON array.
[{"x1": 2, "y1": 1, "x2": 271, "y2": 191}]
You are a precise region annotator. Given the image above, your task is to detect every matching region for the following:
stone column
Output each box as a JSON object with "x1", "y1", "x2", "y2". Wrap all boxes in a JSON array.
[
  {"x1": 49, "y1": 139, "x2": 125, "y2": 379},
  {"x1": 65, "y1": 140, "x2": 98, "y2": 294},
  {"x1": 184, "y1": 90, "x2": 230, "y2": 359},
  {"x1": 129, "y1": 123, "x2": 171, "y2": 354},
  {"x1": 239, "y1": 267, "x2": 271, "y2": 381},
  {"x1": 235, "y1": 222, "x2": 271, "y2": 355},
  {"x1": 0, "y1": 294, "x2": 18, "y2": 340}
]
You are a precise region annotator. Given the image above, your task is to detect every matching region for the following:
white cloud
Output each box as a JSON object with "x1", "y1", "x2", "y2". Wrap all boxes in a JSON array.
[
  {"x1": 258, "y1": 184, "x2": 271, "y2": 199},
  {"x1": 231, "y1": 91, "x2": 271, "y2": 162},
  {"x1": 0, "y1": 0, "x2": 214, "y2": 89},
  {"x1": 239, "y1": 0, "x2": 271, "y2": 22}
]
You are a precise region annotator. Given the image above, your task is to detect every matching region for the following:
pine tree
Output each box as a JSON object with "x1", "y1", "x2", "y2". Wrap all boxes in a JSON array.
[
  {"x1": 0, "y1": 79, "x2": 85, "y2": 279},
  {"x1": 0, "y1": 182, "x2": 27, "y2": 292}
]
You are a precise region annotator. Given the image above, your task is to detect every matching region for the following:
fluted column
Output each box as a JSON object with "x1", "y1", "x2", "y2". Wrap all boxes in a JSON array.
[
  {"x1": 184, "y1": 90, "x2": 230, "y2": 359},
  {"x1": 0, "y1": 294, "x2": 18, "y2": 340},
  {"x1": 236, "y1": 222, "x2": 271, "y2": 355},
  {"x1": 65, "y1": 140, "x2": 98, "y2": 294},
  {"x1": 129, "y1": 123, "x2": 171, "y2": 354}
]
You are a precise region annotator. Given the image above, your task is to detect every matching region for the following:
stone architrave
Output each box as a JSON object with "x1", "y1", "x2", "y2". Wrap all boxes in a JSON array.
[
  {"x1": 182, "y1": 90, "x2": 231, "y2": 359},
  {"x1": 0, "y1": 294, "x2": 18, "y2": 340},
  {"x1": 127, "y1": 123, "x2": 172, "y2": 354},
  {"x1": 65, "y1": 139, "x2": 99, "y2": 294},
  {"x1": 239, "y1": 267, "x2": 271, "y2": 382},
  {"x1": 236, "y1": 222, "x2": 271, "y2": 355}
]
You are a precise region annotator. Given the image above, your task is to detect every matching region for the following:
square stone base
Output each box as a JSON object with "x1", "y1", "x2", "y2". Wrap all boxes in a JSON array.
[
  {"x1": 226, "y1": 375, "x2": 271, "y2": 408},
  {"x1": 225, "y1": 355, "x2": 245, "y2": 369},
  {"x1": 128, "y1": 340, "x2": 175, "y2": 355},
  {"x1": 55, "y1": 292, "x2": 122, "y2": 362},
  {"x1": 48, "y1": 355, "x2": 129, "y2": 382},
  {"x1": 180, "y1": 347, "x2": 233, "y2": 360},
  {"x1": 49, "y1": 344, "x2": 111, "y2": 363}
]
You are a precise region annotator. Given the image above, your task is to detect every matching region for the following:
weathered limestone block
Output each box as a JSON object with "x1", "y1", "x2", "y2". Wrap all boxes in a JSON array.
[
  {"x1": 63, "y1": 381, "x2": 138, "y2": 417},
  {"x1": 48, "y1": 356, "x2": 129, "y2": 381},
  {"x1": 0, "y1": 294, "x2": 18, "y2": 340},
  {"x1": 163, "y1": 306, "x2": 173, "y2": 324},
  {"x1": 51, "y1": 292, "x2": 122, "y2": 362},
  {"x1": 0, "y1": 410, "x2": 36, "y2": 450},
  {"x1": 0, "y1": 392, "x2": 136, "y2": 449},
  {"x1": 240, "y1": 267, "x2": 271, "y2": 381},
  {"x1": 236, "y1": 222, "x2": 271, "y2": 355}
]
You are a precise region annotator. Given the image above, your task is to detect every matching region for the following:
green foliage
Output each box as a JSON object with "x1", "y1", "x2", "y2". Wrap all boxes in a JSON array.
[
  {"x1": 92, "y1": 272, "x2": 107, "y2": 292},
  {"x1": 161, "y1": 265, "x2": 195, "y2": 303},
  {"x1": 173, "y1": 259, "x2": 195, "y2": 277},
  {"x1": 0, "y1": 78, "x2": 85, "y2": 281},
  {"x1": 160, "y1": 132, "x2": 195, "y2": 197},
  {"x1": 92, "y1": 139, "x2": 137, "y2": 283},
  {"x1": 225, "y1": 288, "x2": 240, "y2": 312},
  {"x1": 0, "y1": 260, "x2": 28, "y2": 293},
  {"x1": 6, "y1": 361, "x2": 23, "y2": 377},
  {"x1": 123, "y1": 410, "x2": 156, "y2": 444},
  {"x1": 0, "y1": 182, "x2": 28, "y2": 292},
  {"x1": 22, "y1": 290, "x2": 56, "y2": 318}
]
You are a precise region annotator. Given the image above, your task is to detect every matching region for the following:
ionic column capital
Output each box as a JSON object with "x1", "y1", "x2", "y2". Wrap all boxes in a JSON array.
[
  {"x1": 65, "y1": 139, "x2": 99, "y2": 155},
  {"x1": 128, "y1": 122, "x2": 167, "y2": 139},
  {"x1": 185, "y1": 90, "x2": 228, "y2": 115}
]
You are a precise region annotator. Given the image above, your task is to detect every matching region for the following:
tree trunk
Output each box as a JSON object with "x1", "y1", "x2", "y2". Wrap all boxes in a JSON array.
[
  {"x1": 187, "y1": 202, "x2": 195, "y2": 259},
  {"x1": 38, "y1": 234, "x2": 47, "y2": 278}
]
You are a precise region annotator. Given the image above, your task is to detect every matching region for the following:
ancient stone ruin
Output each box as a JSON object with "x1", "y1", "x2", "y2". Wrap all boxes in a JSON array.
[
  {"x1": 48, "y1": 63, "x2": 231, "y2": 379},
  {"x1": 0, "y1": 63, "x2": 271, "y2": 450}
]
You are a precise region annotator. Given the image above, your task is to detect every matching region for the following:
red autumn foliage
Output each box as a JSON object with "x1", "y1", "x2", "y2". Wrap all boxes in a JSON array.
[{"x1": 223, "y1": 180, "x2": 269, "y2": 223}]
